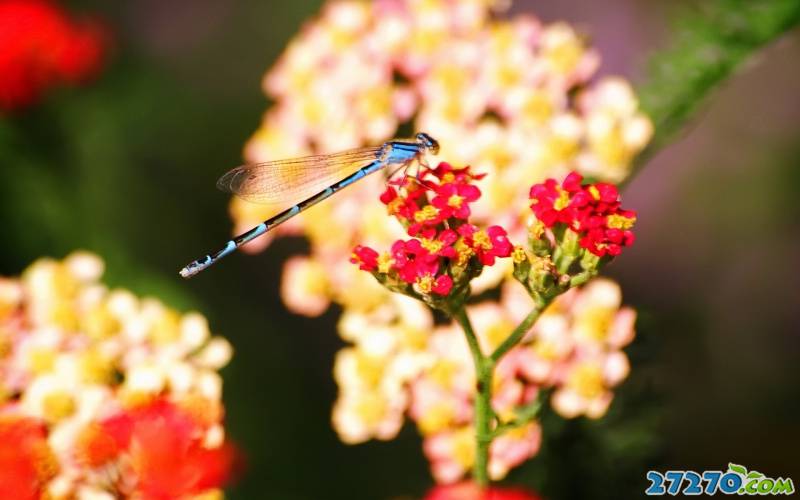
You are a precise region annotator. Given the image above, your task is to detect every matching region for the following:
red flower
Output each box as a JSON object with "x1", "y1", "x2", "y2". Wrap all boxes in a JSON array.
[
  {"x1": 528, "y1": 172, "x2": 636, "y2": 257},
  {"x1": 529, "y1": 178, "x2": 578, "y2": 227},
  {"x1": 459, "y1": 224, "x2": 513, "y2": 265},
  {"x1": 391, "y1": 239, "x2": 439, "y2": 284},
  {"x1": 418, "y1": 228, "x2": 458, "y2": 259},
  {"x1": 352, "y1": 162, "x2": 513, "y2": 298},
  {"x1": 0, "y1": 0, "x2": 107, "y2": 111},
  {"x1": 431, "y1": 274, "x2": 453, "y2": 295},
  {"x1": 77, "y1": 398, "x2": 236, "y2": 499},
  {"x1": 0, "y1": 415, "x2": 57, "y2": 500},
  {"x1": 350, "y1": 245, "x2": 379, "y2": 271},
  {"x1": 424, "y1": 482, "x2": 542, "y2": 500},
  {"x1": 430, "y1": 162, "x2": 486, "y2": 183},
  {"x1": 431, "y1": 182, "x2": 481, "y2": 220}
]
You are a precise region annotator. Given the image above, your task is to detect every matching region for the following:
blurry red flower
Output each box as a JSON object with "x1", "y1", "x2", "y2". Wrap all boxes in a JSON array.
[
  {"x1": 424, "y1": 482, "x2": 542, "y2": 500},
  {"x1": 0, "y1": 415, "x2": 58, "y2": 500},
  {"x1": 0, "y1": 0, "x2": 107, "y2": 111},
  {"x1": 78, "y1": 398, "x2": 236, "y2": 499}
]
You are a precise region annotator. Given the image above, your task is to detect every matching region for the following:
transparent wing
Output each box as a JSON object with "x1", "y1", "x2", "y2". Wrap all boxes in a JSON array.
[{"x1": 217, "y1": 146, "x2": 383, "y2": 205}]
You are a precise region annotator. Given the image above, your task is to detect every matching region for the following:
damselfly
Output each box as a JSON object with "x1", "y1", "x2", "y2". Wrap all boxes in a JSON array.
[{"x1": 179, "y1": 132, "x2": 440, "y2": 278}]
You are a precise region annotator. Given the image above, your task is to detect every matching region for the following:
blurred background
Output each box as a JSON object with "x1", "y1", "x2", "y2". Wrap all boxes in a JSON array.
[{"x1": 1, "y1": 0, "x2": 798, "y2": 498}]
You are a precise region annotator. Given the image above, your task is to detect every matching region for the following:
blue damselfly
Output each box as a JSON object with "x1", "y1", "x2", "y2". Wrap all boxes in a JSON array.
[{"x1": 179, "y1": 132, "x2": 439, "y2": 278}]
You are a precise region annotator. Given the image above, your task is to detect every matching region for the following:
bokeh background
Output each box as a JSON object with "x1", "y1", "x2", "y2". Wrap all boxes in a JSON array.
[{"x1": 1, "y1": 0, "x2": 798, "y2": 498}]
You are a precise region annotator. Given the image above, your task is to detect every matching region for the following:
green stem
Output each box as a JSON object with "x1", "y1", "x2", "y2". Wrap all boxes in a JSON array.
[
  {"x1": 491, "y1": 396, "x2": 543, "y2": 439},
  {"x1": 452, "y1": 301, "x2": 555, "y2": 488},
  {"x1": 453, "y1": 308, "x2": 492, "y2": 487},
  {"x1": 490, "y1": 305, "x2": 543, "y2": 363}
]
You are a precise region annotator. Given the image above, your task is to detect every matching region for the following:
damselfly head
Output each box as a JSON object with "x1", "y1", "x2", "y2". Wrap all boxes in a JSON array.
[{"x1": 416, "y1": 132, "x2": 439, "y2": 155}]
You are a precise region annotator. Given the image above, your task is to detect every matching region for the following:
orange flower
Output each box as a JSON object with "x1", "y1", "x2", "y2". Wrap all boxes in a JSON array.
[
  {"x1": 0, "y1": 415, "x2": 58, "y2": 500},
  {"x1": 78, "y1": 398, "x2": 236, "y2": 499}
]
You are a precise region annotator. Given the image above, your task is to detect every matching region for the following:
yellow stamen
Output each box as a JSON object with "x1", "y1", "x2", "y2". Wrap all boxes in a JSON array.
[
  {"x1": 447, "y1": 194, "x2": 464, "y2": 208},
  {"x1": 512, "y1": 246, "x2": 527, "y2": 264},
  {"x1": 413, "y1": 205, "x2": 440, "y2": 223},
  {"x1": 454, "y1": 240, "x2": 473, "y2": 266},
  {"x1": 377, "y1": 253, "x2": 394, "y2": 274},
  {"x1": 554, "y1": 187, "x2": 571, "y2": 210},
  {"x1": 386, "y1": 198, "x2": 403, "y2": 215},
  {"x1": 588, "y1": 185, "x2": 601, "y2": 200},
  {"x1": 416, "y1": 275, "x2": 434, "y2": 294},
  {"x1": 606, "y1": 213, "x2": 636, "y2": 229},
  {"x1": 421, "y1": 238, "x2": 443, "y2": 254},
  {"x1": 472, "y1": 230, "x2": 492, "y2": 250},
  {"x1": 529, "y1": 221, "x2": 546, "y2": 239}
]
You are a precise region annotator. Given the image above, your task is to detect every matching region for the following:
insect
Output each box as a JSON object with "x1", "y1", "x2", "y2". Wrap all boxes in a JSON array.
[{"x1": 179, "y1": 132, "x2": 440, "y2": 278}]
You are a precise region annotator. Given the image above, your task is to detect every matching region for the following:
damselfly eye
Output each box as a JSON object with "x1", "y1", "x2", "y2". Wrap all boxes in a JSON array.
[{"x1": 416, "y1": 132, "x2": 439, "y2": 155}]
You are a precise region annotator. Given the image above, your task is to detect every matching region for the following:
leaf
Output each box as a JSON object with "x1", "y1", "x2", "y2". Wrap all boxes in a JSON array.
[
  {"x1": 747, "y1": 471, "x2": 765, "y2": 479},
  {"x1": 628, "y1": 0, "x2": 800, "y2": 183}
]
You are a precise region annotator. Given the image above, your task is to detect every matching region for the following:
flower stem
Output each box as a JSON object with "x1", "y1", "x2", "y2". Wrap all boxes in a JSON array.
[
  {"x1": 490, "y1": 305, "x2": 543, "y2": 363},
  {"x1": 452, "y1": 308, "x2": 493, "y2": 487},
  {"x1": 473, "y1": 361, "x2": 493, "y2": 487},
  {"x1": 452, "y1": 296, "x2": 555, "y2": 487}
]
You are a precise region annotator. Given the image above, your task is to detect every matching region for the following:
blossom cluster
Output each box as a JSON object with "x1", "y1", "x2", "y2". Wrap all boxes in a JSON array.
[
  {"x1": 0, "y1": 252, "x2": 235, "y2": 499},
  {"x1": 0, "y1": 0, "x2": 107, "y2": 111},
  {"x1": 332, "y1": 278, "x2": 635, "y2": 483},
  {"x1": 351, "y1": 162, "x2": 511, "y2": 300},
  {"x1": 234, "y1": 0, "x2": 651, "y2": 314},
  {"x1": 529, "y1": 172, "x2": 636, "y2": 257},
  {"x1": 228, "y1": 0, "x2": 649, "y2": 485}
]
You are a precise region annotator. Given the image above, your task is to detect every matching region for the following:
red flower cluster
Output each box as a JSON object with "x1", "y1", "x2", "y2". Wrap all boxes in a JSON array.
[
  {"x1": 351, "y1": 162, "x2": 512, "y2": 297},
  {"x1": 77, "y1": 397, "x2": 236, "y2": 498},
  {"x1": 0, "y1": 0, "x2": 107, "y2": 111},
  {"x1": 0, "y1": 416, "x2": 56, "y2": 500},
  {"x1": 529, "y1": 172, "x2": 636, "y2": 257}
]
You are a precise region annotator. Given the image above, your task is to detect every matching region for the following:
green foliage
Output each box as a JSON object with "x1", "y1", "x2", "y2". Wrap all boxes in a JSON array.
[{"x1": 631, "y1": 0, "x2": 800, "y2": 179}]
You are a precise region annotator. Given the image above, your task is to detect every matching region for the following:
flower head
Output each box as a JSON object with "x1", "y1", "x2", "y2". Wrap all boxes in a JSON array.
[
  {"x1": 0, "y1": 252, "x2": 236, "y2": 497},
  {"x1": 351, "y1": 162, "x2": 512, "y2": 301},
  {"x1": 0, "y1": 0, "x2": 107, "y2": 111},
  {"x1": 528, "y1": 172, "x2": 636, "y2": 257}
]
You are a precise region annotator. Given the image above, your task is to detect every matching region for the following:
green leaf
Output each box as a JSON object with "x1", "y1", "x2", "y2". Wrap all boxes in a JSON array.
[
  {"x1": 629, "y1": 0, "x2": 800, "y2": 183},
  {"x1": 747, "y1": 471, "x2": 765, "y2": 479}
]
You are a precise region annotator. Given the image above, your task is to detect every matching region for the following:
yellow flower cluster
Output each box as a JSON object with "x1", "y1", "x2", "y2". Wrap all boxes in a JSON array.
[{"x1": 0, "y1": 252, "x2": 232, "y2": 498}]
